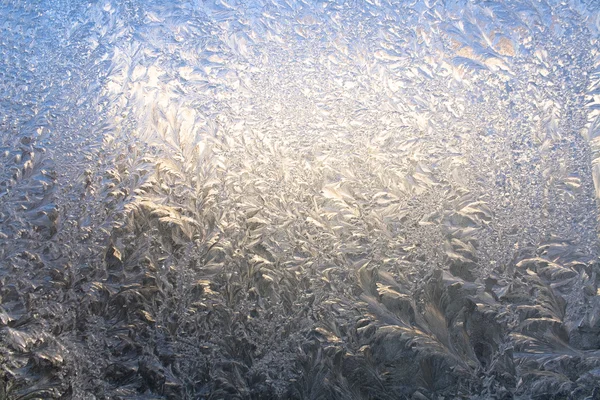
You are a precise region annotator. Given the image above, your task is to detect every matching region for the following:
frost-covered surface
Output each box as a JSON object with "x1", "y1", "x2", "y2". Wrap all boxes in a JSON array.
[{"x1": 2, "y1": 0, "x2": 600, "y2": 398}]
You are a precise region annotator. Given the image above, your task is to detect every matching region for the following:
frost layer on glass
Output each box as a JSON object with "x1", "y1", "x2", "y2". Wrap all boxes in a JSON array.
[{"x1": 1, "y1": 0, "x2": 600, "y2": 398}]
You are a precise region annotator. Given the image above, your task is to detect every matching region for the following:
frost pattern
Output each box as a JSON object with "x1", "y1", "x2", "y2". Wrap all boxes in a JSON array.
[{"x1": 1, "y1": 0, "x2": 600, "y2": 398}]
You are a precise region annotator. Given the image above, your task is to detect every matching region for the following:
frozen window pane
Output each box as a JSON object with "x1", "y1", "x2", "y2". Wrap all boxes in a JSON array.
[{"x1": 1, "y1": 0, "x2": 600, "y2": 398}]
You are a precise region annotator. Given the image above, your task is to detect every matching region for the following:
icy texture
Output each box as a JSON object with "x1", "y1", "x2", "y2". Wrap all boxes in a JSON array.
[{"x1": 2, "y1": 0, "x2": 600, "y2": 398}]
